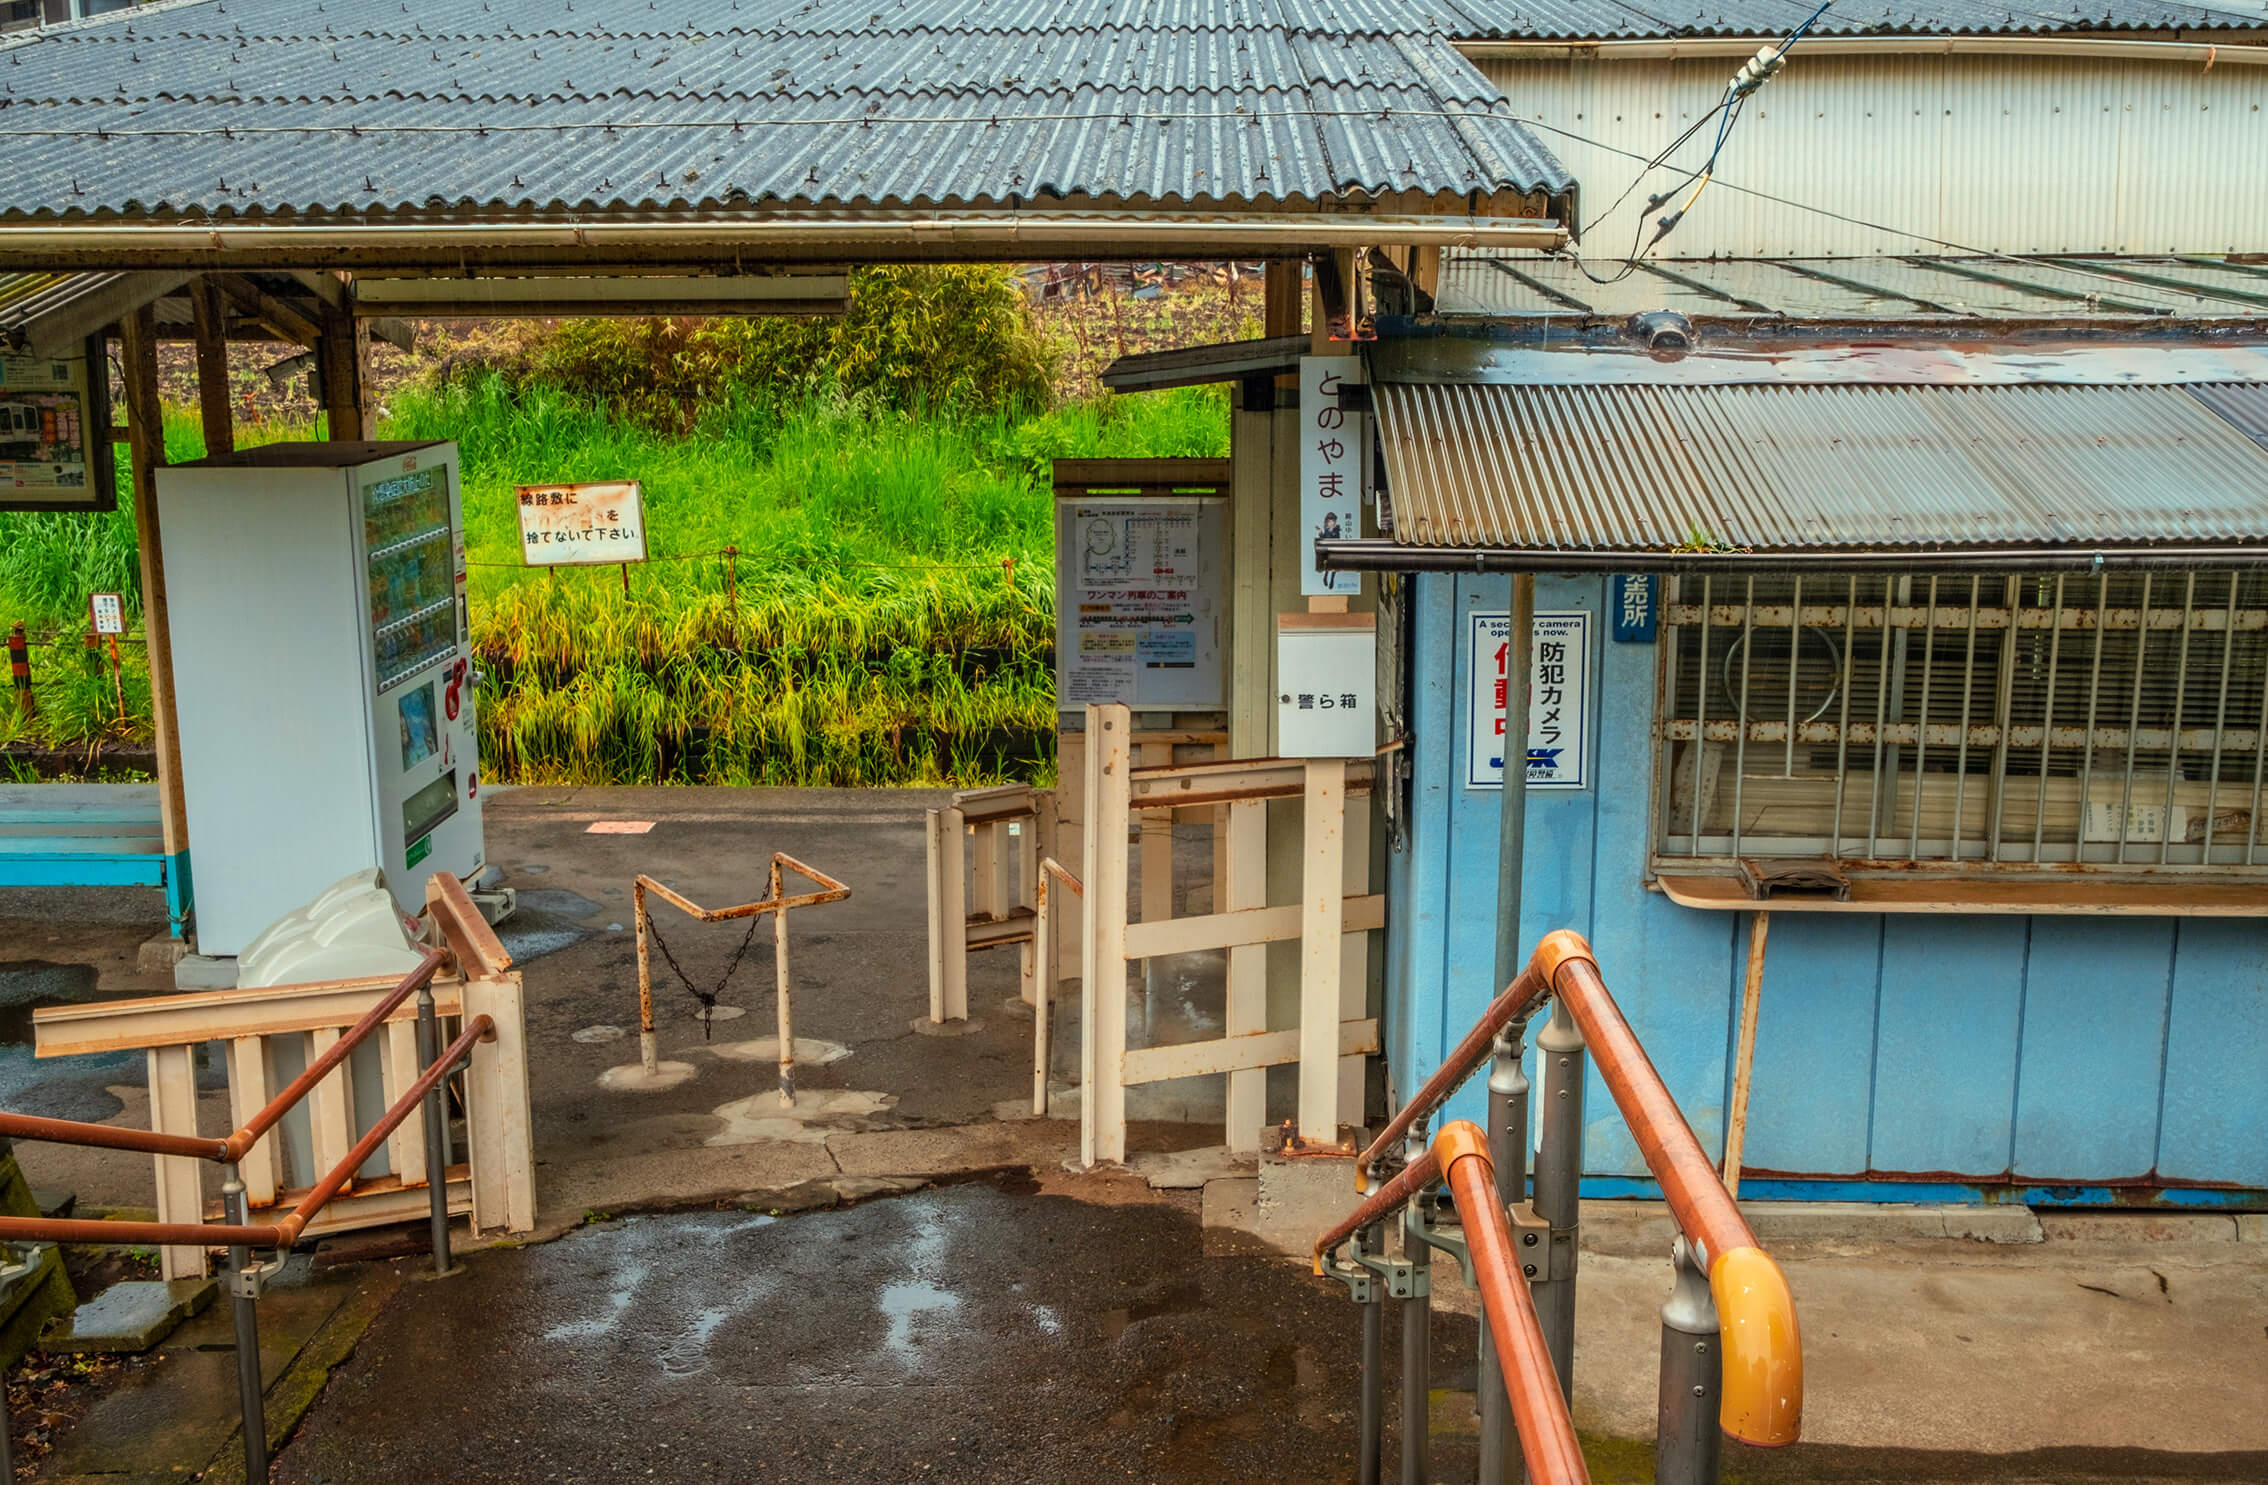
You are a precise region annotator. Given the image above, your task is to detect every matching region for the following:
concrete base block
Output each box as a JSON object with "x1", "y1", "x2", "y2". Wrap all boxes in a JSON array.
[
  {"x1": 172, "y1": 952, "x2": 238, "y2": 991},
  {"x1": 2038, "y1": 1210, "x2": 2244, "y2": 1245},
  {"x1": 136, "y1": 933, "x2": 189, "y2": 976},
  {"x1": 1220, "y1": 1146, "x2": 1356, "y2": 1257},
  {"x1": 1581, "y1": 1199, "x2": 2043, "y2": 1254},
  {"x1": 42, "y1": 1278, "x2": 217, "y2": 1355},
  {"x1": 1129, "y1": 1145, "x2": 1253, "y2": 1192}
]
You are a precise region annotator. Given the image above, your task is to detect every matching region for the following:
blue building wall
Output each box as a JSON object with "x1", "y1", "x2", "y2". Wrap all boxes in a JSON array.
[{"x1": 1387, "y1": 572, "x2": 2268, "y2": 1206}]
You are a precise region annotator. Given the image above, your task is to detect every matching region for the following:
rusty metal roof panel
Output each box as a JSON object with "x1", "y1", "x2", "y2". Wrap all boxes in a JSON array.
[
  {"x1": 0, "y1": 0, "x2": 1571, "y2": 220},
  {"x1": 1373, "y1": 380, "x2": 2268, "y2": 553},
  {"x1": 1449, "y1": 0, "x2": 2266, "y2": 40}
]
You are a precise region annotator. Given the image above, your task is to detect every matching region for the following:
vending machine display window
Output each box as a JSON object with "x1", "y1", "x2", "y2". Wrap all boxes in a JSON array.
[{"x1": 364, "y1": 466, "x2": 458, "y2": 690}]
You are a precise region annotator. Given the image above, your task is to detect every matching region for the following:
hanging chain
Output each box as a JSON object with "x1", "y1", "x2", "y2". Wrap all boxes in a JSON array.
[{"x1": 646, "y1": 909, "x2": 762, "y2": 1040}]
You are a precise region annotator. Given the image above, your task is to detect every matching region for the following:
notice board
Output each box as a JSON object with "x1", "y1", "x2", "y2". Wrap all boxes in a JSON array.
[
  {"x1": 0, "y1": 337, "x2": 113, "y2": 511},
  {"x1": 1054, "y1": 491, "x2": 1227, "y2": 711}
]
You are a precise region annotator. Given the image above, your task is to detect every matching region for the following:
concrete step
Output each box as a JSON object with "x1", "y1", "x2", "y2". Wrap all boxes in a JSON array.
[{"x1": 42, "y1": 1278, "x2": 217, "y2": 1355}]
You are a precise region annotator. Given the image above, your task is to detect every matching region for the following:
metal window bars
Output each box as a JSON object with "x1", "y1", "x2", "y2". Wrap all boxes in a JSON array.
[
  {"x1": 1656, "y1": 569, "x2": 2268, "y2": 870},
  {"x1": 632, "y1": 855, "x2": 853, "y2": 1106},
  {"x1": 1315, "y1": 931, "x2": 1803, "y2": 1485},
  {"x1": 0, "y1": 897, "x2": 501, "y2": 1485}
]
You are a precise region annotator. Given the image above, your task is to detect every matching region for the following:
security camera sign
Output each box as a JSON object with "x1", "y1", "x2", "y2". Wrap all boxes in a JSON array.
[
  {"x1": 514, "y1": 480, "x2": 647, "y2": 566},
  {"x1": 1466, "y1": 609, "x2": 1591, "y2": 791}
]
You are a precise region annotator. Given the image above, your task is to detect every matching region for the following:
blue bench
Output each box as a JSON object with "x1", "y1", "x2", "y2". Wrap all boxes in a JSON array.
[{"x1": 0, "y1": 785, "x2": 191, "y2": 937}]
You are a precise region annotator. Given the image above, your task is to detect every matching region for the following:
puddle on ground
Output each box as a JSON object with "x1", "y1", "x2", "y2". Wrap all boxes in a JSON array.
[
  {"x1": 495, "y1": 888, "x2": 605, "y2": 964},
  {"x1": 0, "y1": 961, "x2": 144, "y2": 1121}
]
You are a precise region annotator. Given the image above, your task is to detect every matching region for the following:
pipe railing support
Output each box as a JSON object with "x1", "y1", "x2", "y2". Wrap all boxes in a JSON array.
[
  {"x1": 1533, "y1": 997, "x2": 1586, "y2": 1402},
  {"x1": 416, "y1": 980, "x2": 454, "y2": 1277},
  {"x1": 1657, "y1": 1235, "x2": 1723, "y2": 1485},
  {"x1": 222, "y1": 1165, "x2": 268, "y2": 1483},
  {"x1": 1399, "y1": 1126, "x2": 1432, "y2": 1485}
]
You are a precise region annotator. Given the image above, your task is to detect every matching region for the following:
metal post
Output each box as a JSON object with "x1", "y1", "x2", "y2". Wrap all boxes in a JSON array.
[
  {"x1": 773, "y1": 904, "x2": 795, "y2": 1109},
  {"x1": 1356, "y1": 1213, "x2": 1386, "y2": 1485},
  {"x1": 1399, "y1": 1127, "x2": 1431, "y2": 1485},
  {"x1": 222, "y1": 1165, "x2": 268, "y2": 1482},
  {"x1": 416, "y1": 982, "x2": 454, "y2": 1276},
  {"x1": 634, "y1": 878, "x2": 658, "y2": 1074},
  {"x1": 1477, "y1": 1025, "x2": 1531, "y2": 1484},
  {"x1": 1657, "y1": 1236, "x2": 1722, "y2": 1485},
  {"x1": 1533, "y1": 997, "x2": 1586, "y2": 1402}
]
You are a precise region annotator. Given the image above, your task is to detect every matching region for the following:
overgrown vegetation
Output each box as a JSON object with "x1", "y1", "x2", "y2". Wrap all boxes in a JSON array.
[{"x1": 0, "y1": 266, "x2": 1236, "y2": 785}]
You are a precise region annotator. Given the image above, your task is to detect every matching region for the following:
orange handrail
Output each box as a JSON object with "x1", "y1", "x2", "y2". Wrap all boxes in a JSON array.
[
  {"x1": 0, "y1": 1012, "x2": 494, "y2": 1252},
  {"x1": 1436, "y1": 1124, "x2": 1591, "y2": 1485},
  {"x1": 1318, "y1": 1123, "x2": 1591, "y2": 1485},
  {"x1": 1527, "y1": 930, "x2": 1803, "y2": 1448},
  {"x1": 1355, "y1": 961, "x2": 1548, "y2": 1185},
  {"x1": 0, "y1": 948, "x2": 449, "y2": 1170}
]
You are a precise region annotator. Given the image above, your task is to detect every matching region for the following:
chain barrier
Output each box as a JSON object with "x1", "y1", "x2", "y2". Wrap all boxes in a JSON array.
[{"x1": 644, "y1": 908, "x2": 762, "y2": 1038}]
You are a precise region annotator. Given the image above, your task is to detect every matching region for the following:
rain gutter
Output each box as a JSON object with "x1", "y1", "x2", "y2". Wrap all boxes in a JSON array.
[
  {"x1": 1316, "y1": 541, "x2": 2268, "y2": 575},
  {"x1": 0, "y1": 212, "x2": 1568, "y2": 273},
  {"x1": 1458, "y1": 36, "x2": 2268, "y2": 65}
]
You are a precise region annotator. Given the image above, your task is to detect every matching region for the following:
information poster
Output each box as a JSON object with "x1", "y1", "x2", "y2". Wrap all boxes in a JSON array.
[
  {"x1": 1299, "y1": 355, "x2": 1364, "y2": 597},
  {"x1": 0, "y1": 341, "x2": 111, "y2": 510},
  {"x1": 1465, "y1": 609, "x2": 1592, "y2": 791},
  {"x1": 1054, "y1": 498, "x2": 1226, "y2": 709},
  {"x1": 515, "y1": 479, "x2": 648, "y2": 564}
]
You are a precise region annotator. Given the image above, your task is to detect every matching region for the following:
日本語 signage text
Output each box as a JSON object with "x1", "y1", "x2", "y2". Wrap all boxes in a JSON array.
[
  {"x1": 1299, "y1": 356, "x2": 1363, "y2": 597},
  {"x1": 514, "y1": 480, "x2": 648, "y2": 565},
  {"x1": 1465, "y1": 609, "x2": 1591, "y2": 790}
]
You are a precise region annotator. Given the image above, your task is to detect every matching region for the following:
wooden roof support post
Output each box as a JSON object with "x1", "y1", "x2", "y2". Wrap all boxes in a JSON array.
[
  {"x1": 118, "y1": 305, "x2": 189, "y2": 931},
  {"x1": 316, "y1": 309, "x2": 372, "y2": 442},
  {"x1": 187, "y1": 277, "x2": 234, "y2": 457}
]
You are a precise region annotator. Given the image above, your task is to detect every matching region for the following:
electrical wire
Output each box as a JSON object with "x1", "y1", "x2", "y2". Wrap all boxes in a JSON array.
[{"x1": 1562, "y1": 0, "x2": 1831, "y2": 285}]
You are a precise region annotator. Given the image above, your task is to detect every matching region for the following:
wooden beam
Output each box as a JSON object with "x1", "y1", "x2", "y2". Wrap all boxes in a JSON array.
[
  {"x1": 1122, "y1": 1016, "x2": 1378, "y2": 1087},
  {"x1": 35, "y1": 974, "x2": 470, "y2": 1056},
  {"x1": 118, "y1": 308, "x2": 189, "y2": 878},
  {"x1": 1297, "y1": 759, "x2": 1346, "y2": 1142},
  {"x1": 1123, "y1": 893, "x2": 1384, "y2": 960},
  {"x1": 187, "y1": 278, "x2": 234, "y2": 457},
  {"x1": 208, "y1": 272, "x2": 321, "y2": 348},
  {"x1": 317, "y1": 310, "x2": 373, "y2": 441},
  {"x1": 1081, "y1": 703, "x2": 1132, "y2": 1167},
  {"x1": 1221, "y1": 797, "x2": 1269, "y2": 1149}
]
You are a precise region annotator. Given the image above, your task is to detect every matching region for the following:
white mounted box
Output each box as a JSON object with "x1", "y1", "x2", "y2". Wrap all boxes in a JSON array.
[
  {"x1": 158, "y1": 441, "x2": 484, "y2": 955},
  {"x1": 1276, "y1": 612, "x2": 1377, "y2": 758}
]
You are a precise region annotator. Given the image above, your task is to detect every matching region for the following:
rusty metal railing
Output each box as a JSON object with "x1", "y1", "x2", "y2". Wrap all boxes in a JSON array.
[
  {"x1": 632, "y1": 854, "x2": 851, "y2": 1105},
  {"x1": 0, "y1": 889, "x2": 508, "y2": 1483},
  {"x1": 1316, "y1": 930, "x2": 1804, "y2": 1485}
]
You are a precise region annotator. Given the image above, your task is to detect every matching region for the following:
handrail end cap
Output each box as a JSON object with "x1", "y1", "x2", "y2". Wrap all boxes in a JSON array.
[
  {"x1": 1530, "y1": 928, "x2": 1598, "y2": 991},
  {"x1": 1709, "y1": 1244, "x2": 1803, "y2": 1447}
]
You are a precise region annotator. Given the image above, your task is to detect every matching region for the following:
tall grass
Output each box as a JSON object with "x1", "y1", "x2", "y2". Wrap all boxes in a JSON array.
[{"x1": 0, "y1": 380, "x2": 1230, "y2": 785}]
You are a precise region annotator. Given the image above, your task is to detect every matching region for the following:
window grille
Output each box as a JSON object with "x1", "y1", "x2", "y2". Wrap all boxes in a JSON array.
[{"x1": 1653, "y1": 571, "x2": 2268, "y2": 872}]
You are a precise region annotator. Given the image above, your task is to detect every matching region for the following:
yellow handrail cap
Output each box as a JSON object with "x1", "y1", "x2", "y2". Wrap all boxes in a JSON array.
[{"x1": 1709, "y1": 1245, "x2": 1803, "y2": 1446}]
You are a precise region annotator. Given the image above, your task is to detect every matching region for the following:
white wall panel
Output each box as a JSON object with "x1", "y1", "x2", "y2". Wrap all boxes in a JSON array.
[{"x1": 1485, "y1": 54, "x2": 2268, "y2": 257}]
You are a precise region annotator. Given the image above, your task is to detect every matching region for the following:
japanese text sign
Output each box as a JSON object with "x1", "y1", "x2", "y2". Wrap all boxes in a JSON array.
[
  {"x1": 1610, "y1": 574, "x2": 1657, "y2": 643},
  {"x1": 1299, "y1": 356, "x2": 1363, "y2": 597},
  {"x1": 88, "y1": 592, "x2": 125, "y2": 635},
  {"x1": 1277, "y1": 613, "x2": 1376, "y2": 758},
  {"x1": 514, "y1": 480, "x2": 648, "y2": 565},
  {"x1": 1465, "y1": 609, "x2": 1591, "y2": 790}
]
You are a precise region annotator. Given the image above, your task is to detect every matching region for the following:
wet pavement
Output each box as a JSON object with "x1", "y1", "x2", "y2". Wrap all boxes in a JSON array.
[{"x1": 272, "y1": 1178, "x2": 1436, "y2": 1485}]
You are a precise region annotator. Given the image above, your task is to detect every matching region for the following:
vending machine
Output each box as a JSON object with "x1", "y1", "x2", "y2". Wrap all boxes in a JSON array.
[{"x1": 158, "y1": 441, "x2": 485, "y2": 957}]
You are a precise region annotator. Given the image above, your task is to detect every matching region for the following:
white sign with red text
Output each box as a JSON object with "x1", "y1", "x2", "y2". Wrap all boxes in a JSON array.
[{"x1": 1465, "y1": 609, "x2": 1590, "y2": 791}]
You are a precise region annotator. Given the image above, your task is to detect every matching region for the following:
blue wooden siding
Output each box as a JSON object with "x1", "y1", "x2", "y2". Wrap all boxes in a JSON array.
[{"x1": 1387, "y1": 572, "x2": 2268, "y2": 1202}]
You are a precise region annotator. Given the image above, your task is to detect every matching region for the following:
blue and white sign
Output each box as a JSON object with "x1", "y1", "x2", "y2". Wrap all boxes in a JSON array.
[
  {"x1": 1610, "y1": 574, "x2": 1657, "y2": 644},
  {"x1": 1465, "y1": 610, "x2": 1592, "y2": 791}
]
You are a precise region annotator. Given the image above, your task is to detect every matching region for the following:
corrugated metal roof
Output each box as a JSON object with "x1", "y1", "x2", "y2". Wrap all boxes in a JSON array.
[
  {"x1": 0, "y1": 0, "x2": 1571, "y2": 221},
  {"x1": 1372, "y1": 380, "x2": 2268, "y2": 553},
  {"x1": 1433, "y1": 253, "x2": 2268, "y2": 321},
  {"x1": 1449, "y1": 0, "x2": 2267, "y2": 41}
]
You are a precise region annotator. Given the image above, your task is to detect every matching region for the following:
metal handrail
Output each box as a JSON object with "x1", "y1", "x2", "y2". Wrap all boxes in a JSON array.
[
  {"x1": 632, "y1": 853, "x2": 852, "y2": 1103},
  {"x1": 1319, "y1": 929, "x2": 1805, "y2": 1485},
  {"x1": 0, "y1": 947, "x2": 449, "y2": 1167},
  {"x1": 0, "y1": 1013, "x2": 493, "y2": 1252},
  {"x1": 0, "y1": 882, "x2": 506, "y2": 1483}
]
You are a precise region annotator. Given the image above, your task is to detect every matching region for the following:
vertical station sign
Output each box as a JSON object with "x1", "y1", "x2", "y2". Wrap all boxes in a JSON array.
[
  {"x1": 1299, "y1": 356, "x2": 1363, "y2": 597},
  {"x1": 1465, "y1": 609, "x2": 1592, "y2": 790}
]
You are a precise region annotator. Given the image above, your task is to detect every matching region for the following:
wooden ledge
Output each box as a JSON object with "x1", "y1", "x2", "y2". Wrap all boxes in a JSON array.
[{"x1": 1656, "y1": 873, "x2": 2268, "y2": 918}]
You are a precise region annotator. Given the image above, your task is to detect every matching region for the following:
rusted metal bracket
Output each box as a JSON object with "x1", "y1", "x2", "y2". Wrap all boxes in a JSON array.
[
  {"x1": 1321, "y1": 1226, "x2": 1425, "y2": 1304},
  {"x1": 1410, "y1": 1197, "x2": 1476, "y2": 1288},
  {"x1": 1505, "y1": 1200, "x2": 1575, "y2": 1283}
]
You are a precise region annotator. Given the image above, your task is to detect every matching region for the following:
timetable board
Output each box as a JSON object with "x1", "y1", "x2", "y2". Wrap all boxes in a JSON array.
[{"x1": 1054, "y1": 496, "x2": 1227, "y2": 711}]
